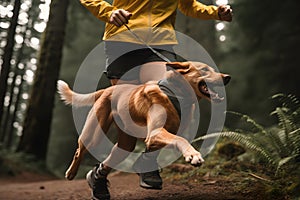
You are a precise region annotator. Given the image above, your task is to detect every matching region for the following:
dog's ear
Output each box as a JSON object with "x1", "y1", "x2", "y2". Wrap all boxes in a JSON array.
[{"x1": 166, "y1": 62, "x2": 190, "y2": 74}]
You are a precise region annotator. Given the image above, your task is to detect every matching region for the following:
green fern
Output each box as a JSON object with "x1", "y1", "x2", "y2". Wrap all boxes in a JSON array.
[
  {"x1": 290, "y1": 128, "x2": 300, "y2": 155},
  {"x1": 193, "y1": 94, "x2": 300, "y2": 176},
  {"x1": 226, "y1": 111, "x2": 267, "y2": 134},
  {"x1": 272, "y1": 93, "x2": 300, "y2": 114},
  {"x1": 193, "y1": 131, "x2": 275, "y2": 165},
  {"x1": 225, "y1": 111, "x2": 285, "y2": 164},
  {"x1": 268, "y1": 128, "x2": 291, "y2": 158}
]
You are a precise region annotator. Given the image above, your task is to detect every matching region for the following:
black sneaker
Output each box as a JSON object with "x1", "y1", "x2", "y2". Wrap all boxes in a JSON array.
[
  {"x1": 133, "y1": 152, "x2": 163, "y2": 190},
  {"x1": 86, "y1": 164, "x2": 110, "y2": 200},
  {"x1": 138, "y1": 170, "x2": 162, "y2": 190}
]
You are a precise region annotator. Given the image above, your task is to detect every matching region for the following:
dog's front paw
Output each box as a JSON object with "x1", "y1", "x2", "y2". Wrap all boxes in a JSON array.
[{"x1": 183, "y1": 147, "x2": 204, "y2": 166}]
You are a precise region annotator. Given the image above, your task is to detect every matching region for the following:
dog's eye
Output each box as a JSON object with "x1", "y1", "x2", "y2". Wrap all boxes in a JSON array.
[{"x1": 201, "y1": 67, "x2": 209, "y2": 72}]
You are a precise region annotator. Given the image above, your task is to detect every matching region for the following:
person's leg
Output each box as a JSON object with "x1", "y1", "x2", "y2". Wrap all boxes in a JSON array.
[
  {"x1": 132, "y1": 61, "x2": 167, "y2": 189},
  {"x1": 90, "y1": 76, "x2": 138, "y2": 172},
  {"x1": 110, "y1": 79, "x2": 139, "y2": 85},
  {"x1": 94, "y1": 44, "x2": 173, "y2": 193},
  {"x1": 87, "y1": 42, "x2": 162, "y2": 198},
  {"x1": 110, "y1": 63, "x2": 167, "y2": 189},
  {"x1": 102, "y1": 126, "x2": 137, "y2": 169},
  {"x1": 139, "y1": 61, "x2": 167, "y2": 83},
  {"x1": 87, "y1": 77, "x2": 139, "y2": 199},
  {"x1": 87, "y1": 125, "x2": 137, "y2": 200}
]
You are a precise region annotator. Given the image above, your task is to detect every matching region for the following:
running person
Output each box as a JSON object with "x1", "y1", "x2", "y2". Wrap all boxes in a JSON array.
[{"x1": 79, "y1": 0, "x2": 233, "y2": 199}]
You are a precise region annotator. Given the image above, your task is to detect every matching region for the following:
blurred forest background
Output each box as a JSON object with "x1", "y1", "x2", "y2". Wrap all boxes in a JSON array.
[{"x1": 0, "y1": 0, "x2": 299, "y2": 181}]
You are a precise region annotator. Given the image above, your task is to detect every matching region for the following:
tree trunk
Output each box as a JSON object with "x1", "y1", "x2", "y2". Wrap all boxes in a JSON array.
[
  {"x1": 0, "y1": 0, "x2": 21, "y2": 137},
  {"x1": 17, "y1": 0, "x2": 70, "y2": 160},
  {"x1": 1, "y1": 21, "x2": 28, "y2": 147}
]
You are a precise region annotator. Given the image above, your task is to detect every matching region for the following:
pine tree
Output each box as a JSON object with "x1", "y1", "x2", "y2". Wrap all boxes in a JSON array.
[{"x1": 17, "y1": 0, "x2": 70, "y2": 160}]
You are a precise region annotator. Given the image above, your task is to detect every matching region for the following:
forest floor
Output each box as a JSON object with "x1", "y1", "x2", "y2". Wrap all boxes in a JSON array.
[{"x1": 0, "y1": 163, "x2": 291, "y2": 200}]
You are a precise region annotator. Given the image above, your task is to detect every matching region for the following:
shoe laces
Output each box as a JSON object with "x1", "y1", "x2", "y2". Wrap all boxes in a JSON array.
[{"x1": 94, "y1": 175, "x2": 109, "y2": 186}]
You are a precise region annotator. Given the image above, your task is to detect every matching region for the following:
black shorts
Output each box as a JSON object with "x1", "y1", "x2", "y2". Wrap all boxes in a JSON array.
[{"x1": 104, "y1": 41, "x2": 178, "y2": 80}]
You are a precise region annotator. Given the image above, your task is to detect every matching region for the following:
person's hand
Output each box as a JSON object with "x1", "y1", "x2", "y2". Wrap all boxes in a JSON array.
[
  {"x1": 109, "y1": 9, "x2": 132, "y2": 27},
  {"x1": 218, "y1": 5, "x2": 233, "y2": 22}
]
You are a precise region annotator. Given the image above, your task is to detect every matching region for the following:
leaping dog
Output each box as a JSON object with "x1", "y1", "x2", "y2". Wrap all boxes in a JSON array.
[{"x1": 57, "y1": 61, "x2": 231, "y2": 180}]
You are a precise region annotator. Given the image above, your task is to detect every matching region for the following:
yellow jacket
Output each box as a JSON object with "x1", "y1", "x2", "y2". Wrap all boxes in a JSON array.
[{"x1": 80, "y1": 0, "x2": 220, "y2": 45}]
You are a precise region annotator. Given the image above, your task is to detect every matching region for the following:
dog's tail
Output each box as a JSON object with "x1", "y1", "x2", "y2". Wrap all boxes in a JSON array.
[{"x1": 57, "y1": 80, "x2": 104, "y2": 107}]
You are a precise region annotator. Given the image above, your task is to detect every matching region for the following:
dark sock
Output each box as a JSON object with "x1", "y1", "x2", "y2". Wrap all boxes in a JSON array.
[{"x1": 95, "y1": 163, "x2": 109, "y2": 178}]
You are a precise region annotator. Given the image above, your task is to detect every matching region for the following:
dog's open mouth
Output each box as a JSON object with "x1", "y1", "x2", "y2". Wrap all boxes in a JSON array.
[{"x1": 199, "y1": 81, "x2": 224, "y2": 102}]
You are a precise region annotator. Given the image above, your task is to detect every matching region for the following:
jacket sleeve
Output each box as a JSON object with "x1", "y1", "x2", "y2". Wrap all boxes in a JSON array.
[
  {"x1": 178, "y1": 0, "x2": 220, "y2": 20},
  {"x1": 80, "y1": 0, "x2": 117, "y2": 22}
]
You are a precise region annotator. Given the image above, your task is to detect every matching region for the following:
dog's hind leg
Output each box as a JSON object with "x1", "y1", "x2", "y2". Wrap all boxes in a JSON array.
[
  {"x1": 65, "y1": 91, "x2": 113, "y2": 180},
  {"x1": 65, "y1": 139, "x2": 87, "y2": 180}
]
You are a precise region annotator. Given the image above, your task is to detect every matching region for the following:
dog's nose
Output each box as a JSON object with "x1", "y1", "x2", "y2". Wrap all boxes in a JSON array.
[{"x1": 223, "y1": 75, "x2": 231, "y2": 85}]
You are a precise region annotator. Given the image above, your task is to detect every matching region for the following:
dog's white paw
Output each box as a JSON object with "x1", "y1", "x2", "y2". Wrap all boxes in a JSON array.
[{"x1": 183, "y1": 147, "x2": 204, "y2": 166}]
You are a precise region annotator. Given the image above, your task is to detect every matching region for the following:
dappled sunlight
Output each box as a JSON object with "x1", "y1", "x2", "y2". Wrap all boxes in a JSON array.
[
  {"x1": 34, "y1": 21, "x2": 47, "y2": 33},
  {"x1": 214, "y1": 0, "x2": 230, "y2": 42},
  {"x1": 15, "y1": 34, "x2": 24, "y2": 44},
  {"x1": 29, "y1": 37, "x2": 40, "y2": 50},
  {"x1": 215, "y1": 22, "x2": 225, "y2": 31},
  {"x1": 20, "y1": 1, "x2": 30, "y2": 11},
  {"x1": 0, "y1": 22, "x2": 10, "y2": 29},
  {"x1": 4, "y1": 96, "x2": 10, "y2": 107},
  {"x1": 219, "y1": 35, "x2": 226, "y2": 42},
  {"x1": 216, "y1": 0, "x2": 229, "y2": 5},
  {"x1": 39, "y1": 1, "x2": 50, "y2": 21},
  {"x1": 24, "y1": 69, "x2": 34, "y2": 84},
  {"x1": 22, "y1": 93, "x2": 29, "y2": 100},
  {"x1": 0, "y1": 4, "x2": 14, "y2": 18},
  {"x1": 30, "y1": 58, "x2": 37, "y2": 65},
  {"x1": 18, "y1": 12, "x2": 29, "y2": 25}
]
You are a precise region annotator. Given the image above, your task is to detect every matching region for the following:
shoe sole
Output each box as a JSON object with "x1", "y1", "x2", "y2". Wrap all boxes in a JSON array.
[
  {"x1": 137, "y1": 173, "x2": 162, "y2": 190},
  {"x1": 86, "y1": 170, "x2": 94, "y2": 189}
]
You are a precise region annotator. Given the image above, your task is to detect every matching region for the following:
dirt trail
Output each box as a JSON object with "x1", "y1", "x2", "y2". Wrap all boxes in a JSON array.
[{"x1": 0, "y1": 171, "x2": 265, "y2": 200}]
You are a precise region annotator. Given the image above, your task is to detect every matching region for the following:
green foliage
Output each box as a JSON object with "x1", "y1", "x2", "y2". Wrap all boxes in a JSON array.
[
  {"x1": 193, "y1": 94, "x2": 300, "y2": 177},
  {"x1": 218, "y1": 0, "x2": 300, "y2": 125},
  {"x1": 0, "y1": 148, "x2": 52, "y2": 177}
]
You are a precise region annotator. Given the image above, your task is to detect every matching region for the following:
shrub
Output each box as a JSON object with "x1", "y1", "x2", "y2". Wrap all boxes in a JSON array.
[{"x1": 193, "y1": 94, "x2": 300, "y2": 177}]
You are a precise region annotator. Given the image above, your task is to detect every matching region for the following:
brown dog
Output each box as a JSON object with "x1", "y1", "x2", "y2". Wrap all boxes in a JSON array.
[{"x1": 57, "y1": 61, "x2": 230, "y2": 180}]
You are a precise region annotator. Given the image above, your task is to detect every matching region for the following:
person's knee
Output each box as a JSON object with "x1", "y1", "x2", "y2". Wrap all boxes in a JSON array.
[
  {"x1": 110, "y1": 78, "x2": 139, "y2": 85},
  {"x1": 139, "y1": 62, "x2": 167, "y2": 83},
  {"x1": 110, "y1": 79, "x2": 118, "y2": 85}
]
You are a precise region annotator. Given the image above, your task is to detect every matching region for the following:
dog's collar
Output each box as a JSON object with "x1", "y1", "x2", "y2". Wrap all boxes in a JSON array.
[
  {"x1": 157, "y1": 79, "x2": 196, "y2": 101},
  {"x1": 157, "y1": 79, "x2": 197, "y2": 119},
  {"x1": 158, "y1": 79, "x2": 182, "y2": 118},
  {"x1": 158, "y1": 79, "x2": 184, "y2": 100}
]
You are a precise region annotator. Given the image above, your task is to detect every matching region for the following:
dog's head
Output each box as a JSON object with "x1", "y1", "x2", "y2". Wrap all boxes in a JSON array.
[{"x1": 166, "y1": 61, "x2": 231, "y2": 102}]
